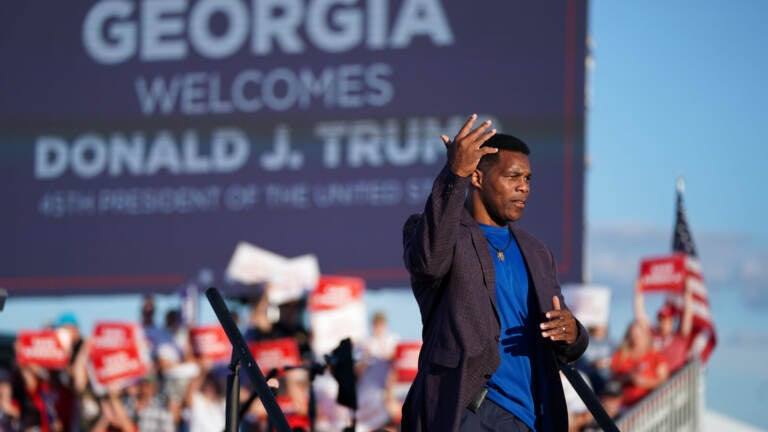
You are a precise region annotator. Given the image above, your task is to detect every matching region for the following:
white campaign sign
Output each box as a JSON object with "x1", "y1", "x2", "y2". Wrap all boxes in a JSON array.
[
  {"x1": 562, "y1": 284, "x2": 611, "y2": 328},
  {"x1": 225, "y1": 241, "x2": 319, "y2": 304}
]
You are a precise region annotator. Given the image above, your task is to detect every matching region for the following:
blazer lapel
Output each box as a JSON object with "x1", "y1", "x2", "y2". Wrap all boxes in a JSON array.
[
  {"x1": 462, "y1": 210, "x2": 500, "y2": 324},
  {"x1": 510, "y1": 224, "x2": 552, "y2": 316}
]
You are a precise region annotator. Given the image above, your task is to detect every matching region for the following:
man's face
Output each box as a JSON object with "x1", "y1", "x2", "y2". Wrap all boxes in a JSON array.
[{"x1": 473, "y1": 151, "x2": 531, "y2": 226}]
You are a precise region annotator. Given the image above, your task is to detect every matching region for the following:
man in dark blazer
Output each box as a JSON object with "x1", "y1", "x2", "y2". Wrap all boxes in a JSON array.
[{"x1": 401, "y1": 115, "x2": 588, "y2": 431}]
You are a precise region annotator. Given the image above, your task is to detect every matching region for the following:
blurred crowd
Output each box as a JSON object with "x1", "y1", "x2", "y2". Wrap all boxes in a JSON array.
[
  {"x1": 0, "y1": 278, "x2": 702, "y2": 432},
  {"x1": 565, "y1": 279, "x2": 701, "y2": 431},
  {"x1": 0, "y1": 289, "x2": 405, "y2": 432}
]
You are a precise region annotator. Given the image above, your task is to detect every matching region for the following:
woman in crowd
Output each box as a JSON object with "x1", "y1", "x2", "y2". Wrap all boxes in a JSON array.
[{"x1": 610, "y1": 320, "x2": 669, "y2": 408}]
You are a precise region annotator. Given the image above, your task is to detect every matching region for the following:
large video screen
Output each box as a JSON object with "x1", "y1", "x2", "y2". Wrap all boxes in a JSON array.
[{"x1": 0, "y1": 1, "x2": 586, "y2": 295}]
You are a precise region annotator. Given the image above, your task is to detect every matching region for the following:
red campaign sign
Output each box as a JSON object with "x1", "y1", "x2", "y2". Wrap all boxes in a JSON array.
[
  {"x1": 307, "y1": 275, "x2": 365, "y2": 311},
  {"x1": 16, "y1": 329, "x2": 70, "y2": 369},
  {"x1": 91, "y1": 322, "x2": 143, "y2": 351},
  {"x1": 89, "y1": 345, "x2": 148, "y2": 386},
  {"x1": 89, "y1": 321, "x2": 149, "y2": 387},
  {"x1": 189, "y1": 324, "x2": 231, "y2": 362},
  {"x1": 638, "y1": 253, "x2": 688, "y2": 293},
  {"x1": 248, "y1": 337, "x2": 301, "y2": 375},
  {"x1": 392, "y1": 341, "x2": 422, "y2": 383}
]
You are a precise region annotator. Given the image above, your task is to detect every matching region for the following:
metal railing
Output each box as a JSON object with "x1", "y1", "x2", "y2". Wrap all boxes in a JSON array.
[{"x1": 615, "y1": 360, "x2": 702, "y2": 432}]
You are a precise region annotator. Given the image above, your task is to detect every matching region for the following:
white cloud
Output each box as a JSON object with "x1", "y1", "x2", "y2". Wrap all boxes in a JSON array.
[
  {"x1": 587, "y1": 223, "x2": 768, "y2": 305},
  {"x1": 740, "y1": 254, "x2": 768, "y2": 283}
]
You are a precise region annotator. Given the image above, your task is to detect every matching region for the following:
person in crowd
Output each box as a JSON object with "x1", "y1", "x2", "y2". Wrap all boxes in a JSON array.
[
  {"x1": 381, "y1": 366, "x2": 407, "y2": 431},
  {"x1": 277, "y1": 368, "x2": 311, "y2": 431},
  {"x1": 11, "y1": 363, "x2": 62, "y2": 432},
  {"x1": 139, "y1": 297, "x2": 189, "y2": 428},
  {"x1": 131, "y1": 372, "x2": 175, "y2": 432},
  {"x1": 243, "y1": 285, "x2": 312, "y2": 359},
  {"x1": 401, "y1": 115, "x2": 588, "y2": 431},
  {"x1": 141, "y1": 297, "x2": 178, "y2": 361},
  {"x1": 363, "y1": 311, "x2": 400, "y2": 362},
  {"x1": 49, "y1": 312, "x2": 87, "y2": 432},
  {"x1": 182, "y1": 360, "x2": 225, "y2": 432},
  {"x1": 355, "y1": 311, "x2": 401, "y2": 431},
  {"x1": 141, "y1": 296, "x2": 180, "y2": 365},
  {"x1": 164, "y1": 309, "x2": 191, "y2": 360},
  {"x1": 90, "y1": 387, "x2": 136, "y2": 432},
  {"x1": 0, "y1": 368, "x2": 20, "y2": 431},
  {"x1": 276, "y1": 299, "x2": 313, "y2": 362},
  {"x1": 158, "y1": 308, "x2": 200, "y2": 428},
  {"x1": 67, "y1": 336, "x2": 96, "y2": 431},
  {"x1": 242, "y1": 288, "x2": 311, "y2": 431},
  {"x1": 559, "y1": 370, "x2": 592, "y2": 432},
  {"x1": 575, "y1": 322, "x2": 614, "y2": 396},
  {"x1": 140, "y1": 296, "x2": 177, "y2": 372},
  {"x1": 610, "y1": 320, "x2": 669, "y2": 408},
  {"x1": 244, "y1": 288, "x2": 280, "y2": 343},
  {"x1": 240, "y1": 367, "x2": 310, "y2": 432},
  {"x1": 239, "y1": 377, "x2": 281, "y2": 432},
  {"x1": 581, "y1": 379, "x2": 625, "y2": 432},
  {"x1": 140, "y1": 295, "x2": 158, "y2": 331},
  {"x1": 634, "y1": 279, "x2": 694, "y2": 373}
]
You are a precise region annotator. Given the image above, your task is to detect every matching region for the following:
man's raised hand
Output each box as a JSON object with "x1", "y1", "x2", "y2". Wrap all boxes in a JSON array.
[{"x1": 443, "y1": 114, "x2": 497, "y2": 177}]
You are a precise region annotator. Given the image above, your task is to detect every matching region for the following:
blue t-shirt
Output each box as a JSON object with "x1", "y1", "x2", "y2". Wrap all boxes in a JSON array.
[{"x1": 479, "y1": 223, "x2": 537, "y2": 431}]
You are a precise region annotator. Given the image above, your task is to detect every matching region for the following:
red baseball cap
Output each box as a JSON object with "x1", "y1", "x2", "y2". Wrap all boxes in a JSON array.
[{"x1": 657, "y1": 304, "x2": 675, "y2": 319}]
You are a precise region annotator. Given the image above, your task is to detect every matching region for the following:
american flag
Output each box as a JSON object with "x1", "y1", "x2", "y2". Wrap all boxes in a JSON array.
[{"x1": 666, "y1": 177, "x2": 717, "y2": 362}]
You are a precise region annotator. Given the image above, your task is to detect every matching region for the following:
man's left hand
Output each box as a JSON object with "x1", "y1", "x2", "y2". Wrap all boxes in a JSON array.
[{"x1": 540, "y1": 296, "x2": 577, "y2": 344}]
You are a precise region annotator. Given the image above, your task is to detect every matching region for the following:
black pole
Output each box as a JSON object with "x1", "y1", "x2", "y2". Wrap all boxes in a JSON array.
[
  {"x1": 308, "y1": 379, "x2": 316, "y2": 432},
  {"x1": 206, "y1": 287, "x2": 292, "y2": 432},
  {"x1": 560, "y1": 363, "x2": 620, "y2": 432},
  {"x1": 224, "y1": 352, "x2": 241, "y2": 432}
]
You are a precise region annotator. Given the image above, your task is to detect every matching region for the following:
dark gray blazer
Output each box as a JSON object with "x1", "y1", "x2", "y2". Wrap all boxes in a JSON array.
[{"x1": 401, "y1": 166, "x2": 588, "y2": 432}]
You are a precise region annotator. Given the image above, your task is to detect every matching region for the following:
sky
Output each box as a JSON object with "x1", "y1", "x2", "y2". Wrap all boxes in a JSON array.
[
  {"x1": 587, "y1": 0, "x2": 767, "y2": 241},
  {"x1": 584, "y1": 1, "x2": 768, "y2": 428},
  {"x1": 2, "y1": 0, "x2": 768, "y2": 429},
  {"x1": 585, "y1": 1, "x2": 768, "y2": 299}
]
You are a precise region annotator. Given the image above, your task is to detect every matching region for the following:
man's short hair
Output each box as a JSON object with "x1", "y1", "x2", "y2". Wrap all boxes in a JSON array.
[{"x1": 478, "y1": 133, "x2": 530, "y2": 171}]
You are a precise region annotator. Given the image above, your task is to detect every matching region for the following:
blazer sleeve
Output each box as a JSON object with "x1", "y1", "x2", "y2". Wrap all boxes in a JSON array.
[
  {"x1": 403, "y1": 165, "x2": 471, "y2": 282},
  {"x1": 555, "y1": 315, "x2": 589, "y2": 365}
]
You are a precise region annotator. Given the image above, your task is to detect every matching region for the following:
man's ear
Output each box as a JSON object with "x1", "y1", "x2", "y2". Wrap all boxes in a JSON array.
[{"x1": 470, "y1": 169, "x2": 483, "y2": 188}]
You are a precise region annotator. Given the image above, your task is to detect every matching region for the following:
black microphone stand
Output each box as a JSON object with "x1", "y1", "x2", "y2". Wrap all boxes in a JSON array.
[
  {"x1": 224, "y1": 351, "x2": 241, "y2": 432},
  {"x1": 206, "y1": 287, "x2": 291, "y2": 432},
  {"x1": 560, "y1": 363, "x2": 620, "y2": 432}
]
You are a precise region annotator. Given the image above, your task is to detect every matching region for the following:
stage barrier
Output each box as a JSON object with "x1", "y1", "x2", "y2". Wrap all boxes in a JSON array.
[{"x1": 616, "y1": 360, "x2": 702, "y2": 432}]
